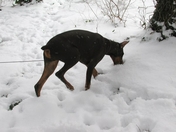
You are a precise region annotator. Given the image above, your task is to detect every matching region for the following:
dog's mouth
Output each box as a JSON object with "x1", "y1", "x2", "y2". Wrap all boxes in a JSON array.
[{"x1": 111, "y1": 56, "x2": 123, "y2": 65}]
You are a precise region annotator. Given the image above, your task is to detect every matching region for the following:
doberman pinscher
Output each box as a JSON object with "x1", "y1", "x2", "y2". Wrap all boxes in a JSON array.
[{"x1": 34, "y1": 30, "x2": 129, "y2": 97}]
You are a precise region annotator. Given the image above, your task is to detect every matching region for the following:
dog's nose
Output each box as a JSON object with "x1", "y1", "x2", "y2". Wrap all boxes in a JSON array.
[{"x1": 114, "y1": 57, "x2": 123, "y2": 65}]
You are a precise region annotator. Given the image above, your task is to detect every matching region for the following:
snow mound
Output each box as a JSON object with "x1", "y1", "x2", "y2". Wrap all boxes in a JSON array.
[{"x1": 0, "y1": 0, "x2": 176, "y2": 132}]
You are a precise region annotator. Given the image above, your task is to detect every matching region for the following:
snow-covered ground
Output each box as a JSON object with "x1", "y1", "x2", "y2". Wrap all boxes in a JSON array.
[{"x1": 0, "y1": 0, "x2": 176, "y2": 132}]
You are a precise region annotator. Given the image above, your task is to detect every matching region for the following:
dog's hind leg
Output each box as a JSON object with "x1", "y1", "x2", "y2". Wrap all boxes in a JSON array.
[
  {"x1": 34, "y1": 57, "x2": 58, "y2": 97},
  {"x1": 55, "y1": 60, "x2": 78, "y2": 91}
]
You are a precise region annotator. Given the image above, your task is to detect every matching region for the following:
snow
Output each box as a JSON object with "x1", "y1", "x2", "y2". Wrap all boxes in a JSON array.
[{"x1": 0, "y1": 0, "x2": 176, "y2": 132}]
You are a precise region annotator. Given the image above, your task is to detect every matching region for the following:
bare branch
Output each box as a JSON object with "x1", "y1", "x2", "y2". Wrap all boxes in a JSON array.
[
  {"x1": 83, "y1": 0, "x2": 99, "y2": 19},
  {"x1": 96, "y1": 0, "x2": 132, "y2": 27}
]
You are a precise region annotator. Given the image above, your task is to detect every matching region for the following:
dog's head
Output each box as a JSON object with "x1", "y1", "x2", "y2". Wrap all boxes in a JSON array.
[{"x1": 110, "y1": 41, "x2": 129, "y2": 64}]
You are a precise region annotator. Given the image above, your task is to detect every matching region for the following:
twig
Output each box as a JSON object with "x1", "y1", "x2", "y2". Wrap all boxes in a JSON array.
[{"x1": 83, "y1": 0, "x2": 99, "y2": 19}]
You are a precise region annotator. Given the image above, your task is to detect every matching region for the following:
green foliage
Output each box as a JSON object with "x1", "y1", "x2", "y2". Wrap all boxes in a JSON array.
[
  {"x1": 14, "y1": 0, "x2": 42, "y2": 6},
  {"x1": 149, "y1": 0, "x2": 176, "y2": 40}
]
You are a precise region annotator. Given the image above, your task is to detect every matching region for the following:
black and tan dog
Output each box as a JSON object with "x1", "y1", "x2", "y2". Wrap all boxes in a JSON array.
[{"x1": 34, "y1": 30, "x2": 129, "y2": 97}]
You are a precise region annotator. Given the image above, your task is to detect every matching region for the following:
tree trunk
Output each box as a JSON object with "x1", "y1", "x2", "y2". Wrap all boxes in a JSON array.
[{"x1": 150, "y1": 0, "x2": 176, "y2": 40}]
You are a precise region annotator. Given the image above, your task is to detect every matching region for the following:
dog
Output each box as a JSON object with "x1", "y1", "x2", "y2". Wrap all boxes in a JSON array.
[{"x1": 34, "y1": 30, "x2": 129, "y2": 97}]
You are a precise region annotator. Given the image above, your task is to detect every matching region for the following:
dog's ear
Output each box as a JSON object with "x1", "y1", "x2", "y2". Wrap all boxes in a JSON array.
[{"x1": 121, "y1": 41, "x2": 129, "y2": 48}]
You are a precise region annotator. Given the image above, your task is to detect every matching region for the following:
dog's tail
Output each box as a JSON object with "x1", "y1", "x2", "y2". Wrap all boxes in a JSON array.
[{"x1": 41, "y1": 45, "x2": 49, "y2": 50}]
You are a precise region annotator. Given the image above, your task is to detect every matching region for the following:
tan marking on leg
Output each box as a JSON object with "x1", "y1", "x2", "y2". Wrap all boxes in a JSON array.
[
  {"x1": 92, "y1": 68, "x2": 98, "y2": 78},
  {"x1": 35, "y1": 60, "x2": 58, "y2": 97}
]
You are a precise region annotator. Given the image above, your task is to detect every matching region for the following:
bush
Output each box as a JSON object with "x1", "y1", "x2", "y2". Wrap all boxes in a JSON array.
[
  {"x1": 149, "y1": 0, "x2": 176, "y2": 40},
  {"x1": 14, "y1": 0, "x2": 42, "y2": 6},
  {"x1": 96, "y1": 0, "x2": 132, "y2": 27}
]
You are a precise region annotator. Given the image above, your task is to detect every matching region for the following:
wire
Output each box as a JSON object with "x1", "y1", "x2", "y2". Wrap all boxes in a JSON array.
[{"x1": 0, "y1": 60, "x2": 43, "y2": 64}]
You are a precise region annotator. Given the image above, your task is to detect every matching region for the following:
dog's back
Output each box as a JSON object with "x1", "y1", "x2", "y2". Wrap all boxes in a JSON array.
[{"x1": 42, "y1": 30, "x2": 106, "y2": 63}]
